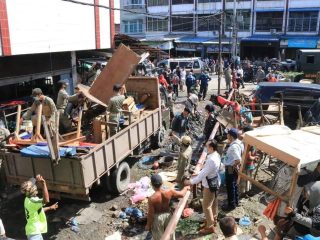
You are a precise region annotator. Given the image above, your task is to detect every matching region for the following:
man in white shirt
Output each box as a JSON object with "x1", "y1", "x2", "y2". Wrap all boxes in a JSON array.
[
  {"x1": 236, "y1": 66, "x2": 245, "y2": 89},
  {"x1": 180, "y1": 67, "x2": 186, "y2": 92},
  {"x1": 222, "y1": 128, "x2": 243, "y2": 212},
  {"x1": 184, "y1": 140, "x2": 221, "y2": 235}
]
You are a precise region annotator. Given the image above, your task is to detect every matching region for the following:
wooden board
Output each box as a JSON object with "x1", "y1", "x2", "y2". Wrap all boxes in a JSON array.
[
  {"x1": 89, "y1": 44, "x2": 141, "y2": 105},
  {"x1": 77, "y1": 84, "x2": 107, "y2": 107}
]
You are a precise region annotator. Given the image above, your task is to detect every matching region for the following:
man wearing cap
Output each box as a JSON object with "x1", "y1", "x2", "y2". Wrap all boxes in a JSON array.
[
  {"x1": 222, "y1": 128, "x2": 243, "y2": 211},
  {"x1": 20, "y1": 175, "x2": 58, "y2": 240},
  {"x1": 170, "y1": 133, "x2": 193, "y2": 188},
  {"x1": 146, "y1": 174, "x2": 190, "y2": 240},
  {"x1": 107, "y1": 84, "x2": 126, "y2": 136},
  {"x1": 22, "y1": 88, "x2": 57, "y2": 129},
  {"x1": 56, "y1": 80, "x2": 79, "y2": 115}
]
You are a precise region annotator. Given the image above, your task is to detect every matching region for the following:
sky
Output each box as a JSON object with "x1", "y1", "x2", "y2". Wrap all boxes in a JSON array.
[{"x1": 114, "y1": 0, "x2": 120, "y2": 24}]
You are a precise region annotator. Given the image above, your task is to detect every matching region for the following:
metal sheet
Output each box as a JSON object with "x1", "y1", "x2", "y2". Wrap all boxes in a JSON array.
[{"x1": 89, "y1": 44, "x2": 141, "y2": 105}]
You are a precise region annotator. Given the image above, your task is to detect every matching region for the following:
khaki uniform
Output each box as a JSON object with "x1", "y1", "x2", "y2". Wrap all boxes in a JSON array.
[
  {"x1": 56, "y1": 89, "x2": 78, "y2": 114},
  {"x1": 151, "y1": 213, "x2": 175, "y2": 240},
  {"x1": 23, "y1": 96, "x2": 57, "y2": 127},
  {"x1": 107, "y1": 94, "x2": 125, "y2": 136},
  {"x1": 172, "y1": 135, "x2": 193, "y2": 185}
]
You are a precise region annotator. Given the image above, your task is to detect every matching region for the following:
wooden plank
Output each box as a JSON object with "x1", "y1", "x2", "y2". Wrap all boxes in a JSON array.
[
  {"x1": 59, "y1": 136, "x2": 86, "y2": 146},
  {"x1": 160, "y1": 190, "x2": 191, "y2": 240},
  {"x1": 42, "y1": 116, "x2": 57, "y2": 163},
  {"x1": 238, "y1": 172, "x2": 288, "y2": 202},
  {"x1": 15, "y1": 105, "x2": 21, "y2": 138},
  {"x1": 89, "y1": 44, "x2": 141, "y2": 105},
  {"x1": 77, "y1": 84, "x2": 107, "y2": 107},
  {"x1": 76, "y1": 110, "x2": 83, "y2": 138}
]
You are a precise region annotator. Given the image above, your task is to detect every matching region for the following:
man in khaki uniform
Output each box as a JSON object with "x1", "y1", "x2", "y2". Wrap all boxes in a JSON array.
[
  {"x1": 171, "y1": 133, "x2": 193, "y2": 188},
  {"x1": 56, "y1": 80, "x2": 79, "y2": 115},
  {"x1": 22, "y1": 88, "x2": 57, "y2": 128},
  {"x1": 107, "y1": 84, "x2": 125, "y2": 136}
]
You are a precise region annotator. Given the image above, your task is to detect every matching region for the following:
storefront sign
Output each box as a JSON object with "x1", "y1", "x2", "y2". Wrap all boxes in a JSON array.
[{"x1": 288, "y1": 39, "x2": 317, "y2": 48}]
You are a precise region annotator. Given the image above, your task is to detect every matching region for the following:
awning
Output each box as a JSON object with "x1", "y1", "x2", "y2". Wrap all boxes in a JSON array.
[
  {"x1": 255, "y1": 8, "x2": 284, "y2": 12},
  {"x1": 289, "y1": 8, "x2": 320, "y2": 12},
  {"x1": 148, "y1": 41, "x2": 174, "y2": 50},
  {"x1": 241, "y1": 35, "x2": 279, "y2": 42}
]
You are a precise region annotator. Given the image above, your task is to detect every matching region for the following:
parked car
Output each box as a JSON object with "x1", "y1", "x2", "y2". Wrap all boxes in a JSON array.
[
  {"x1": 157, "y1": 58, "x2": 205, "y2": 77},
  {"x1": 251, "y1": 82, "x2": 320, "y2": 128},
  {"x1": 280, "y1": 59, "x2": 296, "y2": 72}
]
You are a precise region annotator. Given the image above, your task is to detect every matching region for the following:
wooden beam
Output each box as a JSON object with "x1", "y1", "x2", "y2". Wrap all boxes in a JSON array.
[
  {"x1": 160, "y1": 190, "x2": 191, "y2": 240},
  {"x1": 15, "y1": 105, "x2": 21, "y2": 138},
  {"x1": 60, "y1": 136, "x2": 86, "y2": 146},
  {"x1": 238, "y1": 172, "x2": 288, "y2": 202},
  {"x1": 76, "y1": 110, "x2": 83, "y2": 139}
]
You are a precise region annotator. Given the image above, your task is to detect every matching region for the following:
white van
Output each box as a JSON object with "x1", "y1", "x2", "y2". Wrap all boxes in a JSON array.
[{"x1": 157, "y1": 58, "x2": 205, "y2": 77}]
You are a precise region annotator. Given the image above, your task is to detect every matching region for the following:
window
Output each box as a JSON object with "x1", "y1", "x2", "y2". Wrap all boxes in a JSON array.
[
  {"x1": 226, "y1": 0, "x2": 250, "y2": 2},
  {"x1": 306, "y1": 55, "x2": 315, "y2": 64},
  {"x1": 147, "y1": 18, "x2": 168, "y2": 32},
  {"x1": 256, "y1": 12, "x2": 283, "y2": 31},
  {"x1": 288, "y1": 11, "x2": 318, "y2": 32},
  {"x1": 147, "y1": 0, "x2": 168, "y2": 6},
  {"x1": 198, "y1": 0, "x2": 220, "y2": 3},
  {"x1": 198, "y1": 14, "x2": 220, "y2": 31},
  {"x1": 131, "y1": 0, "x2": 142, "y2": 4},
  {"x1": 172, "y1": 0, "x2": 193, "y2": 4},
  {"x1": 123, "y1": 20, "x2": 143, "y2": 34},
  {"x1": 172, "y1": 14, "x2": 194, "y2": 32},
  {"x1": 225, "y1": 10, "x2": 251, "y2": 31}
]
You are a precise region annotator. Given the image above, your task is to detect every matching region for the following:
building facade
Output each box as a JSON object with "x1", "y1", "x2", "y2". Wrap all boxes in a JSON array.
[
  {"x1": 120, "y1": 0, "x2": 320, "y2": 59},
  {"x1": 0, "y1": 0, "x2": 115, "y2": 101}
]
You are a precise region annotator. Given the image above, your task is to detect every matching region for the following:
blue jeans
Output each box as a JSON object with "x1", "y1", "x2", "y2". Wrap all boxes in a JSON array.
[
  {"x1": 27, "y1": 234, "x2": 43, "y2": 240},
  {"x1": 225, "y1": 166, "x2": 239, "y2": 208}
]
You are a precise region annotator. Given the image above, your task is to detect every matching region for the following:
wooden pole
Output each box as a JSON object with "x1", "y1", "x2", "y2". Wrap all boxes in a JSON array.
[
  {"x1": 35, "y1": 104, "x2": 43, "y2": 139},
  {"x1": 15, "y1": 105, "x2": 21, "y2": 138},
  {"x1": 160, "y1": 190, "x2": 191, "y2": 240},
  {"x1": 76, "y1": 109, "x2": 83, "y2": 138}
]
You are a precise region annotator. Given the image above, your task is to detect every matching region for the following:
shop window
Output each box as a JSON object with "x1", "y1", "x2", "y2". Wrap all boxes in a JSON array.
[
  {"x1": 288, "y1": 11, "x2": 318, "y2": 32},
  {"x1": 256, "y1": 12, "x2": 283, "y2": 31},
  {"x1": 306, "y1": 55, "x2": 315, "y2": 64},
  {"x1": 147, "y1": 18, "x2": 168, "y2": 32},
  {"x1": 198, "y1": 0, "x2": 220, "y2": 3},
  {"x1": 172, "y1": 14, "x2": 194, "y2": 32},
  {"x1": 147, "y1": 0, "x2": 168, "y2": 6},
  {"x1": 198, "y1": 14, "x2": 220, "y2": 31}
]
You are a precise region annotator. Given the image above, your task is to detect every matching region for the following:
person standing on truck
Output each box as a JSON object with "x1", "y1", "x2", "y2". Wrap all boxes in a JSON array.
[
  {"x1": 22, "y1": 88, "x2": 57, "y2": 130},
  {"x1": 20, "y1": 175, "x2": 58, "y2": 240},
  {"x1": 171, "y1": 107, "x2": 191, "y2": 137},
  {"x1": 108, "y1": 84, "x2": 126, "y2": 136},
  {"x1": 199, "y1": 71, "x2": 211, "y2": 101},
  {"x1": 56, "y1": 80, "x2": 79, "y2": 115},
  {"x1": 146, "y1": 174, "x2": 190, "y2": 240},
  {"x1": 170, "y1": 133, "x2": 193, "y2": 188}
]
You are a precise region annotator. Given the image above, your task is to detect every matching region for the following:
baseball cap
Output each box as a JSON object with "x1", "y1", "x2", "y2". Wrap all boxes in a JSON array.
[
  {"x1": 58, "y1": 80, "x2": 69, "y2": 85},
  {"x1": 226, "y1": 128, "x2": 239, "y2": 139},
  {"x1": 181, "y1": 136, "x2": 192, "y2": 146},
  {"x1": 31, "y1": 88, "x2": 43, "y2": 97},
  {"x1": 113, "y1": 84, "x2": 122, "y2": 92},
  {"x1": 151, "y1": 174, "x2": 163, "y2": 188}
]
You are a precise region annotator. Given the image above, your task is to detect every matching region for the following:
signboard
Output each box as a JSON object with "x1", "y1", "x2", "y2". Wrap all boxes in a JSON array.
[{"x1": 288, "y1": 39, "x2": 317, "y2": 49}]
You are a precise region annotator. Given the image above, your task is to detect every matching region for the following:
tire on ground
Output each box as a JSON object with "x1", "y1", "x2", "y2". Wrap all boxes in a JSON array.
[{"x1": 111, "y1": 162, "x2": 131, "y2": 194}]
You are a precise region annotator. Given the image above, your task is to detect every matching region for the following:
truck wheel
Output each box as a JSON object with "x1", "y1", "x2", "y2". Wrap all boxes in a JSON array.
[{"x1": 111, "y1": 162, "x2": 130, "y2": 194}]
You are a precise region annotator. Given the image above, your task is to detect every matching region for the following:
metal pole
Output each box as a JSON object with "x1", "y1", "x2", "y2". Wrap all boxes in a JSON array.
[
  {"x1": 218, "y1": 11, "x2": 223, "y2": 95},
  {"x1": 232, "y1": 0, "x2": 237, "y2": 59}
]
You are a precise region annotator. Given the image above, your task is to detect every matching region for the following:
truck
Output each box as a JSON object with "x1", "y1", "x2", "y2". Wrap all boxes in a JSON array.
[
  {"x1": 0, "y1": 45, "x2": 170, "y2": 201},
  {"x1": 296, "y1": 49, "x2": 320, "y2": 83}
]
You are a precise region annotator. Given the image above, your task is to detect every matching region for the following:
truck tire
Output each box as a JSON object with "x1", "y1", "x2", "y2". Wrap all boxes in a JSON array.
[
  {"x1": 101, "y1": 172, "x2": 116, "y2": 193},
  {"x1": 111, "y1": 162, "x2": 130, "y2": 194}
]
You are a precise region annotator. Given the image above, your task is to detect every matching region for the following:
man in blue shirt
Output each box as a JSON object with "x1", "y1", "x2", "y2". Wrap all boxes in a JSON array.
[
  {"x1": 199, "y1": 71, "x2": 211, "y2": 101},
  {"x1": 185, "y1": 71, "x2": 196, "y2": 95}
]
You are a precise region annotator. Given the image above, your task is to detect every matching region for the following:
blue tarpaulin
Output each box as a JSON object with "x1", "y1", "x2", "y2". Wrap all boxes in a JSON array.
[
  {"x1": 241, "y1": 35, "x2": 279, "y2": 42},
  {"x1": 21, "y1": 145, "x2": 76, "y2": 158},
  {"x1": 288, "y1": 39, "x2": 318, "y2": 48}
]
